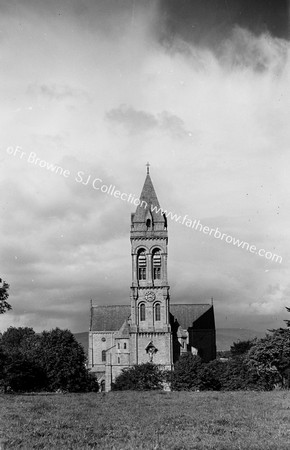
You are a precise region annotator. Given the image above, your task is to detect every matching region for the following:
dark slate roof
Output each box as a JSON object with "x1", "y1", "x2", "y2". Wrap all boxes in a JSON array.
[
  {"x1": 91, "y1": 303, "x2": 214, "y2": 332},
  {"x1": 170, "y1": 304, "x2": 214, "y2": 330},
  {"x1": 133, "y1": 174, "x2": 163, "y2": 223},
  {"x1": 91, "y1": 305, "x2": 130, "y2": 332}
]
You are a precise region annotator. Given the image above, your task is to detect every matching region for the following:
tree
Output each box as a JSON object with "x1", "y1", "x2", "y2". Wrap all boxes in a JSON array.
[
  {"x1": 0, "y1": 327, "x2": 37, "y2": 356},
  {"x1": 4, "y1": 355, "x2": 46, "y2": 393},
  {"x1": 112, "y1": 363, "x2": 165, "y2": 391},
  {"x1": 0, "y1": 327, "x2": 45, "y2": 392},
  {"x1": 36, "y1": 328, "x2": 90, "y2": 392},
  {"x1": 0, "y1": 279, "x2": 11, "y2": 314},
  {"x1": 247, "y1": 329, "x2": 290, "y2": 389},
  {"x1": 0, "y1": 346, "x2": 8, "y2": 392},
  {"x1": 0, "y1": 327, "x2": 98, "y2": 393},
  {"x1": 230, "y1": 339, "x2": 255, "y2": 357},
  {"x1": 284, "y1": 306, "x2": 290, "y2": 328}
]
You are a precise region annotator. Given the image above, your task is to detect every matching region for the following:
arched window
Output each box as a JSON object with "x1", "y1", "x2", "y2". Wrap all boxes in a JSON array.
[
  {"x1": 152, "y1": 249, "x2": 161, "y2": 280},
  {"x1": 155, "y1": 303, "x2": 161, "y2": 321},
  {"x1": 138, "y1": 249, "x2": 147, "y2": 280},
  {"x1": 146, "y1": 218, "x2": 151, "y2": 228},
  {"x1": 101, "y1": 350, "x2": 106, "y2": 362},
  {"x1": 140, "y1": 303, "x2": 146, "y2": 321}
]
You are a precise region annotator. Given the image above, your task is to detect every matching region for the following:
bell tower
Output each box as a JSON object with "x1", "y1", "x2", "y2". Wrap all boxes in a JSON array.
[{"x1": 129, "y1": 164, "x2": 172, "y2": 368}]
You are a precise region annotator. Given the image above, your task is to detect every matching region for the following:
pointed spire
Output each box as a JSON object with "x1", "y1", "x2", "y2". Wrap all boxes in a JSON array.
[{"x1": 132, "y1": 167, "x2": 164, "y2": 224}]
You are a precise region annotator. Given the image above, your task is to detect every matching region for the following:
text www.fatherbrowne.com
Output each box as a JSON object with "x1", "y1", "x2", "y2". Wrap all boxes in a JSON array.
[
  {"x1": 6, "y1": 147, "x2": 282, "y2": 264},
  {"x1": 149, "y1": 203, "x2": 282, "y2": 264}
]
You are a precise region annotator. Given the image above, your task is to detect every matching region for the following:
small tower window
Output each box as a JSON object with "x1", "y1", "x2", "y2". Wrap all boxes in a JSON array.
[
  {"x1": 138, "y1": 250, "x2": 147, "y2": 280},
  {"x1": 154, "y1": 267, "x2": 161, "y2": 279},
  {"x1": 124, "y1": 343, "x2": 127, "y2": 349},
  {"x1": 118, "y1": 357, "x2": 120, "y2": 364},
  {"x1": 139, "y1": 268, "x2": 146, "y2": 280},
  {"x1": 155, "y1": 303, "x2": 161, "y2": 321},
  {"x1": 140, "y1": 303, "x2": 146, "y2": 321},
  {"x1": 146, "y1": 218, "x2": 151, "y2": 228},
  {"x1": 152, "y1": 250, "x2": 161, "y2": 280},
  {"x1": 102, "y1": 350, "x2": 106, "y2": 362}
]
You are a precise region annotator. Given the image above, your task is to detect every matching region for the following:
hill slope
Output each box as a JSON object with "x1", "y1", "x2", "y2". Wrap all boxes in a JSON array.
[{"x1": 216, "y1": 328, "x2": 266, "y2": 351}]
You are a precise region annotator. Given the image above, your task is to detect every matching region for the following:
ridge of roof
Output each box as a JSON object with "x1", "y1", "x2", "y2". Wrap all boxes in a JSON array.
[
  {"x1": 170, "y1": 303, "x2": 213, "y2": 306},
  {"x1": 91, "y1": 304, "x2": 129, "y2": 308}
]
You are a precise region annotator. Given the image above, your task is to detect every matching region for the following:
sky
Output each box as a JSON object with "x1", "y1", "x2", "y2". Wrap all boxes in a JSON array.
[{"x1": 1, "y1": 0, "x2": 290, "y2": 334}]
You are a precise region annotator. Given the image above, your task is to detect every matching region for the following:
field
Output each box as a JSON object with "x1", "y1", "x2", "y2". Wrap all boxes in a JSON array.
[{"x1": 0, "y1": 391, "x2": 290, "y2": 449}]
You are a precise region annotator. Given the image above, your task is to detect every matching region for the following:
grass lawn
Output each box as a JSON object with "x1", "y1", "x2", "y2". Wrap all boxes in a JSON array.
[{"x1": 0, "y1": 390, "x2": 289, "y2": 449}]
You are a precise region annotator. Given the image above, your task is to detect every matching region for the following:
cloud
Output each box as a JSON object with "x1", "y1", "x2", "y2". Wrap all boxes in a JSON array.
[
  {"x1": 159, "y1": 0, "x2": 289, "y2": 46},
  {"x1": 158, "y1": 111, "x2": 192, "y2": 138},
  {"x1": 27, "y1": 84, "x2": 89, "y2": 101},
  {"x1": 106, "y1": 104, "x2": 192, "y2": 138},
  {"x1": 106, "y1": 105, "x2": 158, "y2": 134},
  {"x1": 219, "y1": 27, "x2": 288, "y2": 73},
  {"x1": 0, "y1": 1, "x2": 289, "y2": 336}
]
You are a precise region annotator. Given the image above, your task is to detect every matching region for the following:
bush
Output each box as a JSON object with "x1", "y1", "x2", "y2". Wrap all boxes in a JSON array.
[
  {"x1": 171, "y1": 354, "x2": 202, "y2": 391},
  {"x1": 4, "y1": 355, "x2": 46, "y2": 393},
  {"x1": 84, "y1": 372, "x2": 99, "y2": 393},
  {"x1": 171, "y1": 352, "x2": 275, "y2": 392},
  {"x1": 112, "y1": 363, "x2": 165, "y2": 391},
  {"x1": 219, "y1": 355, "x2": 270, "y2": 391},
  {"x1": 197, "y1": 359, "x2": 225, "y2": 391}
]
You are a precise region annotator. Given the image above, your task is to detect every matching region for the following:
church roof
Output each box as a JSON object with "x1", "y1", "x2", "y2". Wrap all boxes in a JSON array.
[
  {"x1": 90, "y1": 303, "x2": 214, "y2": 332},
  {"x1": 90, "y1": 305, "x2": 130, "y2": 332},
  {"x1": 115, "y1": 319, "x2": 130, "y2": 338},
  {"x1": 133, "y1": 173, "x2": 163, "y2": 223},
  {"x1": 170, "y1": 304, "x2": 214, "y2": 330}
]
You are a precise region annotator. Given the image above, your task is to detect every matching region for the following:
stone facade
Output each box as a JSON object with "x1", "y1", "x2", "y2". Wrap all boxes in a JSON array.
[{"x1": 88, "y1": 168, "x2": 216, "y2": 391}]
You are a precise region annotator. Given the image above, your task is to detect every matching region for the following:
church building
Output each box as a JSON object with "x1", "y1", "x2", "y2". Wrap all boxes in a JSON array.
[{"x1": 88, "y1": 167, "x2": 216, "y2": 391}]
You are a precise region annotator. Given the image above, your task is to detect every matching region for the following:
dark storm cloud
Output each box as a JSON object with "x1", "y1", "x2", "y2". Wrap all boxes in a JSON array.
[{"x1": 159, "y1": 0, "x2": 289, "y2": 48}]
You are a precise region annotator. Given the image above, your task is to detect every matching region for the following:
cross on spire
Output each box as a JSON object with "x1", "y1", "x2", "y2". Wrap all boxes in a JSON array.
[{"x1": 146, "y1": 162, "x2": 150, "y2": 174}]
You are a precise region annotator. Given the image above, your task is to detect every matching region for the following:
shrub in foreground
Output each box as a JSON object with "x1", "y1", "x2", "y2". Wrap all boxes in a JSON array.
[
  {"x1": 170, "y1": 344, "x2": 279, "y2": 392},
  {"x1": 112, "y1": 363, "x2": 165, "y2": 391},
  {"x1": 4, "y1": 355, "x2": 46, "y2": 392},
  {"x1": 171, "y1": 354, "x2": 202, "y2": 391},
  {"x1": 197, "y1": 359, "x2": 225, "y2": 391}
]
